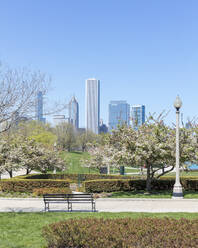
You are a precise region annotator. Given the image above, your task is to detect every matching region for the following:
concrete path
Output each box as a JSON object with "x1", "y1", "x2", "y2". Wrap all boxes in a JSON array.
[
  {"x1": 0, "y1": 169, "x2": 39, "y2": 179},
  {"x1": 0, "y1": 198, "x2": 198, "y2": 213}
]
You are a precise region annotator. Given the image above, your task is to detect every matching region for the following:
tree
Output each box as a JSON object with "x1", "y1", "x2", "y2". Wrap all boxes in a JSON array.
[
  {"x1": 85, "y1": 116, "x2": 197, "y2": 191},
  {"x1": 83, "y1": 144, "x2": 119, "y2": 174},
  {"x1": 77, "y1": 131, "x2": 98, "y2": 152},
  {"x1": 107, "y1": 119, "x2": 196, "y2": 191},
  {"x1": 0, "y1": 63, "x2": 51, "y2": 132},
  {"x1": 0, "y1": 134, "x2": 66, "y2": 177},
  {"x1": 16, "y1": 121, "x2": 57, "y2": 148},
  {"x1": 54, "y1": 122, "x2": 77, "y2": 152}
]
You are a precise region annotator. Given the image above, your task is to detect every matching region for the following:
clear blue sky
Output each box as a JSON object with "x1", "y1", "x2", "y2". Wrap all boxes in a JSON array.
[{"x1": 0, "y1": 0, "x2": 197, "y2": 127}]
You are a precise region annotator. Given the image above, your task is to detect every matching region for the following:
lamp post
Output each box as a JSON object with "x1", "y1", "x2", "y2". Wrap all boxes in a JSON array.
[
  {"x1": 53, "y1": 142, "x2": 57, "y2": 174},
  {"x1": 172, "y1": 96, "x2": 183, "y2": 198}
]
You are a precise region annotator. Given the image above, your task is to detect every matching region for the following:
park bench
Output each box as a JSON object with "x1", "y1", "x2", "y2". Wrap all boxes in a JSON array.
[{"x1": 43, "y1": 193, "x2": 96, "y2": 212}]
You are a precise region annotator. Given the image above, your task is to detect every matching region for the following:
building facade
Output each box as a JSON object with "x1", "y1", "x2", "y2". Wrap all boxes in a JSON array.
[
  {"x1": 36, "y1": 91, "x2": 46, "y2": 123},
  {"x1": 131, "y1": 105, "x2": 145, "y2": 129},
  {"x1": 108, "y1": 101, "x2": 130, "y2": 132},
  {"x1": 53, "y1": 115, "x2": 69, "y2": 126},
  {"x1": 85, "y1": 78, "x2": 100, "y2": 134},
  {"x1": 68, "y1": 96, "x2": 79, "y2": 129}
]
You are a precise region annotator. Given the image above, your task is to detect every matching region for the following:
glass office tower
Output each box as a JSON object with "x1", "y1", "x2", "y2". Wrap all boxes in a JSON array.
[
  {"x1": 68, "y1": 96, "x2": 79, "y2": 129},
  {"x1": 131, "y1": 105, "x2": 145, "y2": 129},
  {"x1": 36, "y1": 91, "x2": 45, "y2": 123},
  {"x1": 85, "y1": 79, "x2": 100, "y2": 134},
  {"x1": 108, "y1": 101, "x2": 130, "y2": 132}
]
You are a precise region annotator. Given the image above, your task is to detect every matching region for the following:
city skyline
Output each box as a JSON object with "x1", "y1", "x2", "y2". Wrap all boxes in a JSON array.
[
  {"x1": 108, "y1": 100, "x2": 130, "y2": 132},
  {"x1": 85, "y1": 78, "x2": 100, "y2": 134},
  {"x1": 0, "y1": 1, "x2": 197, "y2": 127}
]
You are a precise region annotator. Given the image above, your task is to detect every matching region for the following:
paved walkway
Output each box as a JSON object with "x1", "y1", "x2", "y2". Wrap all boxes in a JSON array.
[{"x1": 0, "y1": 198, "x2": 198, "y2": 213}]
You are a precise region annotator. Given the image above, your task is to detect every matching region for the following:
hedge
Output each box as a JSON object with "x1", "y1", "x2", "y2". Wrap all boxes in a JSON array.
[
  {"x1": 18, "y1": 173, "x2": 137, "y2": 182},
  {"x1": 0, "y1": 179, "x2": 70, "y2": 193},
  {"x1": 32, "y1": 187, "x2": 72, "y2": 196},
  {"x1": 84, "y1": 178, "x2": 198, "y2": 192},
  {"x1": 43, "y1": 217, "x2": 198, "y2": 248}
]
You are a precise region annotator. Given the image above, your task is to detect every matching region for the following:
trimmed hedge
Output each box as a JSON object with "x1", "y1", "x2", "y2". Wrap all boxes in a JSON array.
[
  {"x1": 84, "y1": 178, "x2": 198, "y2": 192},
  {"x1": 19, "y1": 173, "x2": 137, "y2": 182},
  {"x1": 32, "y1": 187, "x2": 72, "y2": 196},
  {"x1": 0, "y1": 179, "x2": 70, "y2": 193},
  {"x1": 43, "y1": 217, "x2": 198, "y2": 248}
]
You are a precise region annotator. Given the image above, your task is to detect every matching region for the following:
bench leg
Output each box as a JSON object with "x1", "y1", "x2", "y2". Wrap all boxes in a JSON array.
[
  {"x1": 92, "y1": 201, "x2": 96, "y2": 212},
  {"x1": 68, "y1": 202, "x2": 72, "y2": 212},
  {"x1": 45, "y1": 202, "x2": 49, "y2": 212}
]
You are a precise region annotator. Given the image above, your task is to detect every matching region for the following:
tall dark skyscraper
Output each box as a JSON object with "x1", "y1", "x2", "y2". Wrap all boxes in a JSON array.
[
  {"x1": 36, "y1": 91, "x2": 45, "y2": 123},
  {"x1": 108, "y1": 100, "x2": 130, "y2": 132},
  {"x1": 85, "y1": 78, "x2": 100, "y2": 134},
  {"x1": 68, "y1": 96, "x2": 79, "y2": 129}
]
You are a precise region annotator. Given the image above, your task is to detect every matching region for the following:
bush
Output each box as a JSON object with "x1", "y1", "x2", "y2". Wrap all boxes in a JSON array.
[
  {"x1": 0, "y1": 179, "x2": 70, "y2": 193},
  {"x1": 43, "y1": 217, "x2": 198, "y2": 248},
  {"x1": 84, "y1": 178, "x2": 198, "y2": 193},
  {"x1": 32, "y1": 187, "x2": 72, "y2": 196},
  {"x1": 20, "y1": 173, "x2": 137, "y2": 182}
]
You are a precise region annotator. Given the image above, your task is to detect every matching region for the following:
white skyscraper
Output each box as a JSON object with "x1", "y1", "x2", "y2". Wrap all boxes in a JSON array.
[{"x1": 85, "y1": 78, "x2": 100, "y2": 134}]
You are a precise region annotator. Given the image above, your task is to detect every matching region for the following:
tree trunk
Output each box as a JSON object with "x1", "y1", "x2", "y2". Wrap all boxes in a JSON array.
[
  {"x1": 146, "y1": 162, "x2": 151, "y2": 192},
  {"x1": 26, "y1": 168, "x2": 31, "y2": 175},
  {"x1": 8, "y1": 170, "x2": 13, "y2": 178}
]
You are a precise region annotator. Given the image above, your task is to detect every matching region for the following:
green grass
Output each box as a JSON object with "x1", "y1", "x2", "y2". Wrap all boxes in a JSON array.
[
  {"x1": 166, "y1": 171, "x2": 198, "y2": 177},
  {"x1": 60, "y1": 151, "x2": 99, "y2": 174},
  {"x1": 1, "y1": 212, "x2": 198, "y2": 248},
  {"x1": 60, "y1": 151, "x2": 141, "y2": 175},
  {"x1": 110, "y1": 190, "x2": 198, "y2": 198}
]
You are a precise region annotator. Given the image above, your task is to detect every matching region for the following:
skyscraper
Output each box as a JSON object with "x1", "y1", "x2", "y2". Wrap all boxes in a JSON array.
[
  {"x1": 36, "y1": 91, "x2": 46, "y2": 123},
  {"x1": 68, "y1": 96, "x2": 79, "y2": 129},
  {"x1": 108, "y1": 101, "x2": 130, "y2": 132},
  {"x1": 131, "y1": 105, "x2": 145, "y2": 129},
  {"x1": 85, "y1": 78, "x2": 100, "y2": 134}
]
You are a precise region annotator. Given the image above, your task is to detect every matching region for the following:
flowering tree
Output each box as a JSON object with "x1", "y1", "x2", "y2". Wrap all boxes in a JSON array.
[
  {"x1": 83, "y1": 144, "x2": 120, "y2": 174},
  {"x1": 85, "y1": 115, "x2": 197, "y2": 191},
  {"x1": 0, "y1": 135, "x2": 66, "y2": 178},
  {"x1": 108, "y1": 119, "x2": 196, "y2": 191}
]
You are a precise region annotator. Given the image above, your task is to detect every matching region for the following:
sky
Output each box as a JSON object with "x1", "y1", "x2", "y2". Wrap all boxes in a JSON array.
[{"x1": 0, "y1": 0, "x2": 197, "y2": 127}]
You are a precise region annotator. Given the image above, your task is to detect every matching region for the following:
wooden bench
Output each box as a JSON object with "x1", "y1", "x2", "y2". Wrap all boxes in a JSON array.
[{"x1": 43, "y1": 193, "x2": 96, "y2": 212}]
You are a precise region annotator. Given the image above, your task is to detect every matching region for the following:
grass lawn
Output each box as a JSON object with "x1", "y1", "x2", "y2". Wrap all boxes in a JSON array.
[
  {"x1": 60, "y1": 151, "x2": 141, "y2": 175},
  {"x1": 110, "y1": 190, "x2": 198, "y2": 198},
  {"x1": 1, "y1": 212, "x2": 198, "y2": 248},
  {"x1": 165, "y1": 171, "x2": 198, "y2": 177},
  {"x1": 60, "y1": 151, "x2": 99, "y2": 174}
]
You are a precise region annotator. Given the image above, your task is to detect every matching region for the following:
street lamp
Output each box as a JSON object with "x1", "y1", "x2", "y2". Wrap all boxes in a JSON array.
[
  {"x1": 53, "y1": 142, "x2": 57, "y2": 174},
  {"x1": 172, "y1": 95, "x2": 183, "y2": 198}
]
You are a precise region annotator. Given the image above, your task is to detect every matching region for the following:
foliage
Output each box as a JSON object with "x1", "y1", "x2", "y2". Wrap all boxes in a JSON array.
[
  {"x1": 83, "y1": 144, "x2": 120, "y2": 173},
  {"x1": 84, "y1": 178, "x2": 198, "y2": 193},
  {"x1": 54, "y1": 122, "x2": 77, "y2": 152},
  {"x1": 1, "y1": 213, "x2": 198, "y2": 248},
  {"x1": 0, "y1": 179, "x2": 70, "y2": 192},
  {"x1": 86, "y1": 115, "x2": 197, "y2": 191},
  {"x1": 43, "y1": 217, "x2": 198, "y2": 248},
  {"x1": 22, "y1": 172, "x2": 136, "y2": 182},
  {"x1": 0, "y1": 63, "x2": 49, "y2": 132},
  {"x1": 77, "y1": 130, "x2": 98, "y2": 152},
  {"x1": 0, "y1": 133, "x2": 66, "y2": 177},
  {"x1": 17, "y1": 121, "x2": 57, "y2": 148},
  {"x1": 32, "y1": 187, "x2": 72, "y2": 196}
]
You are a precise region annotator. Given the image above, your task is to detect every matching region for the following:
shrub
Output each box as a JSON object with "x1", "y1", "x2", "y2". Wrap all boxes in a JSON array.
[
  {"x1": 32, "y1": 187, "x2": 72, "y2": 196},
  {"x1": 43, "y1": 217, "x2": 198, "y2": 248},
  {"x1": 84, "y1": 178, "x2": 198, "y2": 193},
  {"x1": 19, "y1": 173, "x2": 138, "y2": 182},
  {"x1": 0, "y1": 179, "x2": 70, "y2": 193}
]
